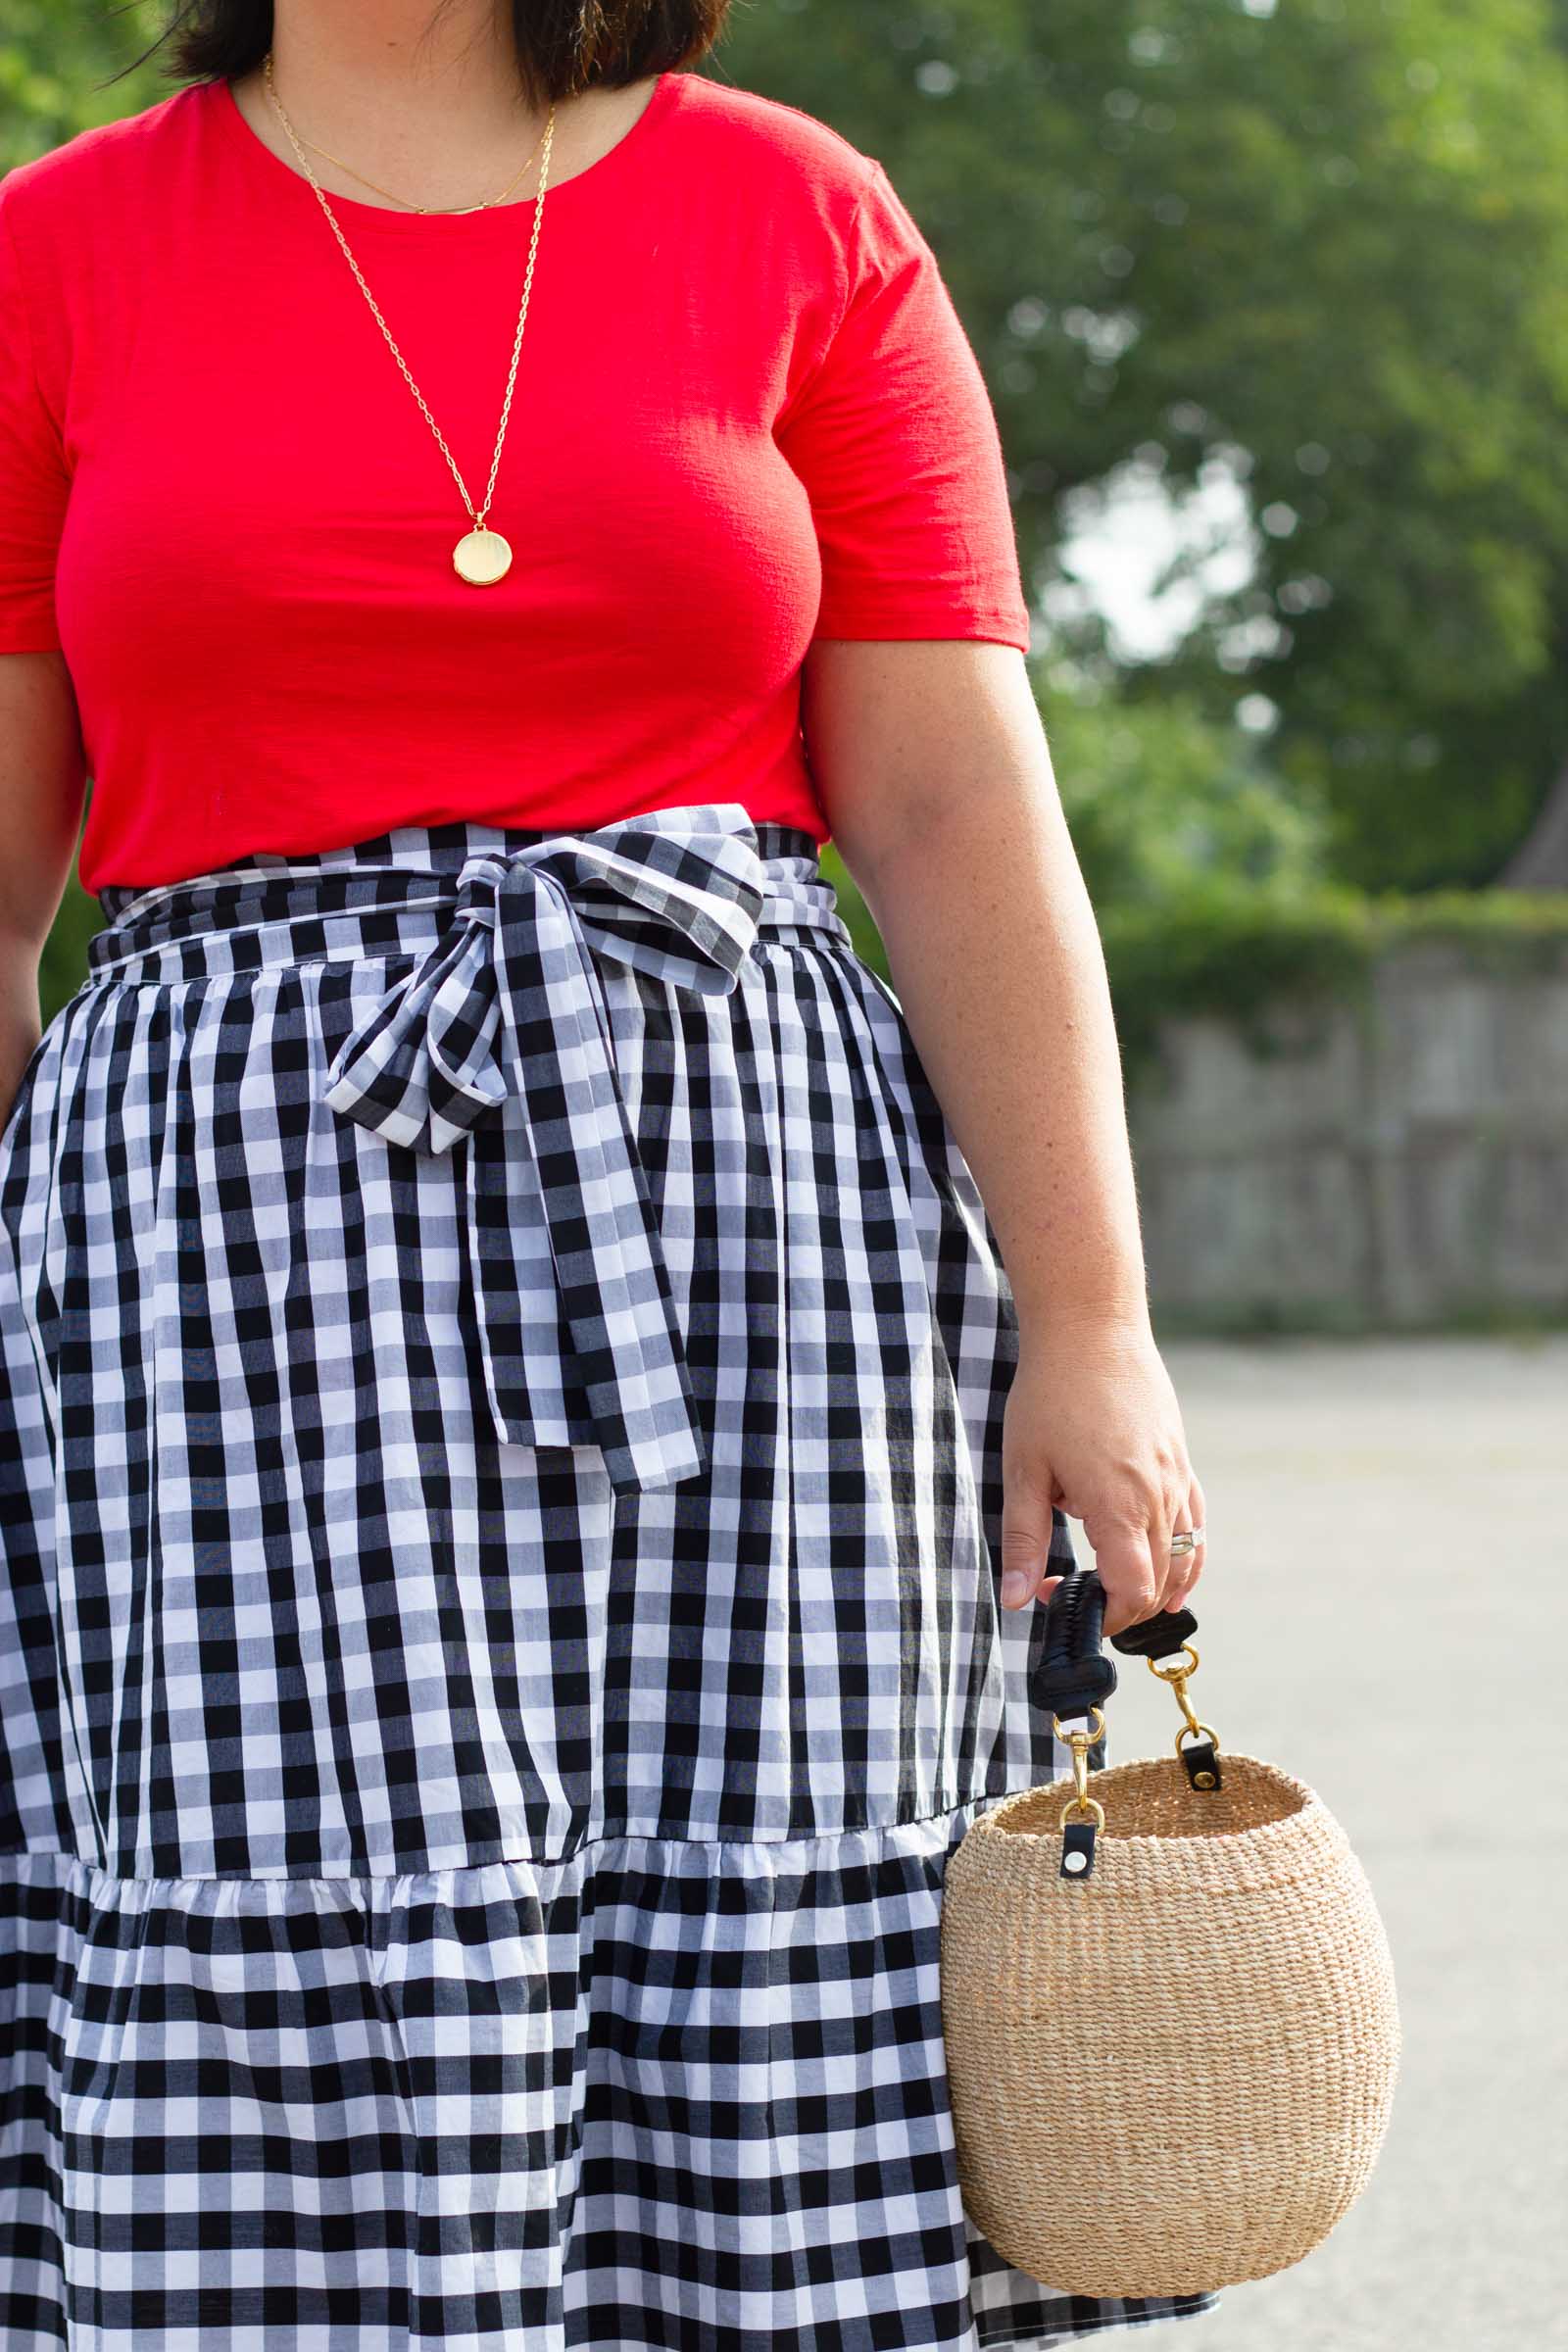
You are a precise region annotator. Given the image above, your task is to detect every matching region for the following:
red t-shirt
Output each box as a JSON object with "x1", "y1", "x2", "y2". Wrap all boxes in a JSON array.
[{"x1": 0, "y1": 69, "x2": 1032, "y2": 892}]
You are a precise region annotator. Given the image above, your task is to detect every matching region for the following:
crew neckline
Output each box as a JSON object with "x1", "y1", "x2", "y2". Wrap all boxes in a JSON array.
[{"x1": 209, "y1": 66, "x2": 679, "y2": 233}]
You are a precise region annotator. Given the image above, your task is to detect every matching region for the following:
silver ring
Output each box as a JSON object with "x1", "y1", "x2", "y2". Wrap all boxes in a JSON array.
[{"x1": 1169, "y1": 1527, "x2": 1205, "y2": 1558}]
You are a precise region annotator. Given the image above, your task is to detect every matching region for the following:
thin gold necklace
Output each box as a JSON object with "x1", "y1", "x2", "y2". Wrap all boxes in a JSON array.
[
  {"x1": 262, "y1": 49, "x2": 556, "y2": 586},
  {"x1": 287, "y1": 117, "x2": 547, "y2": 216}
]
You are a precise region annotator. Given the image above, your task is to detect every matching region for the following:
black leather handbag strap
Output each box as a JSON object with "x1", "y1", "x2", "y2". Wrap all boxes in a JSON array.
[
  {"x1": 1031, "y1": 1566, "x2": 1120, "y2": 1714},
  {"x1": 1034, "y1": 1567, "x2": 1214, "y2": 1880},
  {"x1": 1033, "y1": 1566, "x2": 1198, "y2": 1721}
]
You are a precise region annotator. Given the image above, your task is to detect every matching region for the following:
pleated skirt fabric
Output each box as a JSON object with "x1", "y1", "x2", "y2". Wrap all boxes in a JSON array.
[{"x1": 0, "y1": 803, "x2": 1220, "y2": 2349}]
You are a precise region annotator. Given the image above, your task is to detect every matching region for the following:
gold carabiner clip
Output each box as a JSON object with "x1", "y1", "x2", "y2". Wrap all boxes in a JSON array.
[
  {"x1": 1149, "y1": 1644, "x2": 1223, "y2": 1782},
  {"x1": 1052, "y1": 1705, "x2": 1107, "y2": 1830}
]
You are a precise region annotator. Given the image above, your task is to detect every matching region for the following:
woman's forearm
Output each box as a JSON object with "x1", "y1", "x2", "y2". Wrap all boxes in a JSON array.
[
  {"x1": 808, "y1": 642, "x2": 1203, "y2": 1631},
  {"x1": 0, "y1": 946, "x2": 43, "y2": 1118},
  {"x1": 847, "y1": 766, "x2": 1150, "y2": 1345}
]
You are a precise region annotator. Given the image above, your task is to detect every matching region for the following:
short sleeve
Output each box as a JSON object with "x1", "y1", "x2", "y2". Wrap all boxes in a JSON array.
[
  {"x1": 775, "y1": 159, "x2": 1031, "y2": 653},
  {"x1": 0, "y1": 174, "x2": 70, "y2": 655}
]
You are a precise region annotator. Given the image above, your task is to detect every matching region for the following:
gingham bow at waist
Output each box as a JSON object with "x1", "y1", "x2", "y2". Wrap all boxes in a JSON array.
[{"x1": 320, "y1": 812, "x2": 770, "y2": 1495}]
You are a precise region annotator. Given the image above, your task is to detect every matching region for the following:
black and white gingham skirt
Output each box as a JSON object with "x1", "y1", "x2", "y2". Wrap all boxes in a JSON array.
[{"x1": 0, "y1": 804, "x2": 1219, "y2": 2349}]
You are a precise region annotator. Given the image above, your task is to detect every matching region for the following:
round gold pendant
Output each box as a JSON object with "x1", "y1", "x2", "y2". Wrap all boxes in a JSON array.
[{"x1": 453, "y1": 527, "x2": 514, "y2": 586}]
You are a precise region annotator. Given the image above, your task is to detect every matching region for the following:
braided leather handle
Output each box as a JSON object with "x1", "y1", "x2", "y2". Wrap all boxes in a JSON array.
[
  {"x1": 1039, "y1": 1570, "x2": 1217, "y2": 1878},
  {"x1": 1031, "y1": 1566, "x2": 1198, "y2": 1721}
]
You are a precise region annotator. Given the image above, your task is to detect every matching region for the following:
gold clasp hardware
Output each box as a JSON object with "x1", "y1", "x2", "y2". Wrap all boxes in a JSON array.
[
  {"x1": 1052, "y1": 1705, "x2": 1107, "y2": 1830},
  {"x1": 1148, "y1": 1643, "x2": 1222, "y2": 1777},
  {"x1": 1148, "y1": 1642, "x2": 1201, "y2": 1733}
]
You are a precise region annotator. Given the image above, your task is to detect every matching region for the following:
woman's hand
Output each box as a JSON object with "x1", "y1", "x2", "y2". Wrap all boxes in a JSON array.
[{"x1": 999, "y1": 1311, "x2": 1207, "y2": 1637}]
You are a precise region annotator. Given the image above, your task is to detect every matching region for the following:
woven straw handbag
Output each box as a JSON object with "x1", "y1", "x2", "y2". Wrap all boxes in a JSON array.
[{"x1": 940, "y1": 1567, "x2": 1401, "y2": 2299}]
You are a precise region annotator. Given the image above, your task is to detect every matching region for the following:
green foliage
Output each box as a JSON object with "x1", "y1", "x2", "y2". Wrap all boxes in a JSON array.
[
  {"x1": 825, "y1": 671, "x2": 1332, "y2": 964},
  {"x1": 1035, "y1": 683, "x2": 1331, "y2": 911},
  {"x1": 720, "y1": 0, "x2": 1568, "y2": 889},
  {"x1": 820, "y1": 675, "x2": 1568, "y2": 1086},
  {"x1": 0, "y1": 3, "x2": 169, "y2": 163},
  {"x1": 1098, "y1": 880, "x2": 1568, "y2": 1084},
  {"x1": 832, "y1": 829, "x2": 1568, "y2": 1091}
]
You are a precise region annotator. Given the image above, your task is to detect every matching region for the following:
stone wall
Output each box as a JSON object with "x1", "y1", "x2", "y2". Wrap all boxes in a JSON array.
[{"x1": 1126, "y1": 942, "x2": 1568, "y2": 1328}]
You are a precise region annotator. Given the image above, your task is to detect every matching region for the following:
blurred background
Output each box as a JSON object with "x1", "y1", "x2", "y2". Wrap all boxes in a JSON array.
[{"x1": 3, "y1": 6, "x2": 1564, "y2": 2347}]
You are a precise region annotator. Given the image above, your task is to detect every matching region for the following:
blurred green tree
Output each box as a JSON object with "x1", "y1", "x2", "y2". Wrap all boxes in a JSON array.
[
  {"x1": 1032, "y1": 678, "x2": 1331, "y2": 912},
  {"x1": 720, "y1": 0, "x2": 1568, "y2": 892},
  {"x1": 823, "y1": 673, "x2": 1332, "y2": 982}
]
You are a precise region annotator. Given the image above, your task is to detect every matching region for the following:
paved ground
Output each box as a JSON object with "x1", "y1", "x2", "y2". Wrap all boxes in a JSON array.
[{"x1": 1065, "y1": 1335, "x2": 1567, "y2": 2352}]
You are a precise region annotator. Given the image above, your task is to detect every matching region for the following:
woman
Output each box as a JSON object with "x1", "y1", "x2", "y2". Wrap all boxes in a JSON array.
[{"x1": 0, "y1": 2, "x2": 1215, "y2": 2345}]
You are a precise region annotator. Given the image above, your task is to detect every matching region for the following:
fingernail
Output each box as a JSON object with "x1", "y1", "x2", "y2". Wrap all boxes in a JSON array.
[{"x1": 1001, "y1": 1570, "x2": 1033, "y2": 1606}]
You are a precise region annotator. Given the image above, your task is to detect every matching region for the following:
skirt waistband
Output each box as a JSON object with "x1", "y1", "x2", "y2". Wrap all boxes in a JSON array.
[
  {"x1": 87, "y1": 809, "x2": 840, "y2": 985},
  {"x1": 82, "y1": 805, "x2": 858, "y2": 1499}
]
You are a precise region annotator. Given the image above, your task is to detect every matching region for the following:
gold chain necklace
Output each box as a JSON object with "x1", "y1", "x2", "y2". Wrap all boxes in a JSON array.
[
  {"x1": 287, "y1": 119, "x2": 547, "y2": 216},
  {"x1": 262, "y1": 49, "x2": 556, "y2": 586}
]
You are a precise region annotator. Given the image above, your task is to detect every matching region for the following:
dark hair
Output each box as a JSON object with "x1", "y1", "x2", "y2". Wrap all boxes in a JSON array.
[{"x1": 118, "y1": 2, "x2": 733, "y2": 107}]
